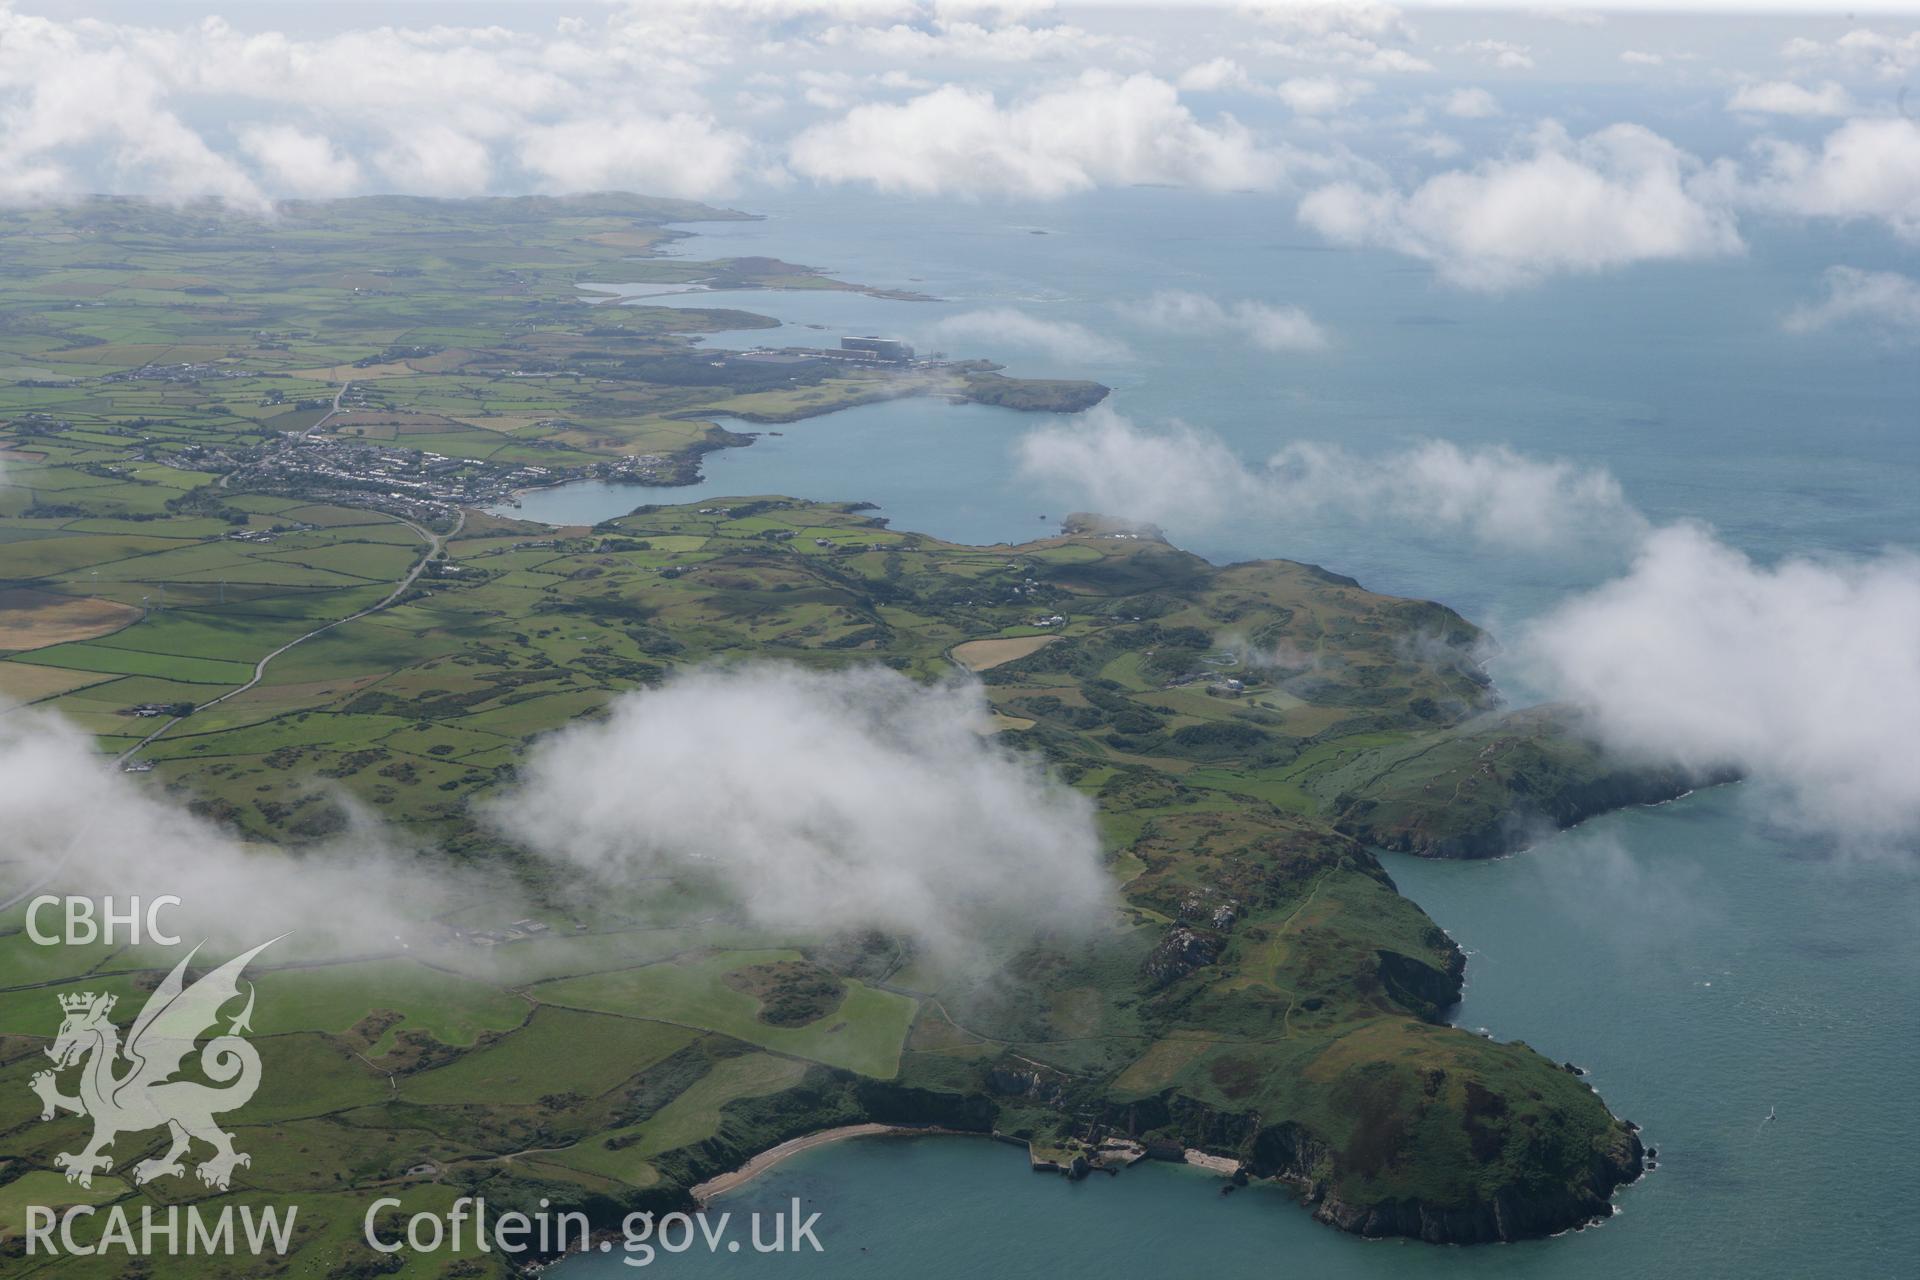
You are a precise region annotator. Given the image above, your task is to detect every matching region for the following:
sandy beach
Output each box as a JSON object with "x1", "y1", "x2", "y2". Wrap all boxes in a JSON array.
[{"x1": 690, "y1": 1124, "x2": 911, "y2": 1203}]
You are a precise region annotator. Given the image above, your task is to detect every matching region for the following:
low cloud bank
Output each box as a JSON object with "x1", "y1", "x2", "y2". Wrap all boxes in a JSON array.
[
  {"x1": 488, "y1": 664, "x2": 1113, "y2": 958},
  {"x1": 1298, "y1": 122, "x2": 1743, "y2": 291},
  {"x1": 1519, "y1": 524, "x2": 1920, "y2": 841},
  {"x1": 1294, "y1": 115, "x2": 1920, "y2": 290},
  {"x1": 1727, "y1": 80, "x2": 1853, "y2": 119},
  {"x1": 787, "y1": 71, "x2": 1283, "y2": 198},
  {"x1": 928, "y1": 309, "x2": 1131, "y2": 363},
  {"x1": 0, "y1": 714, "x2": 471, "y2": 952},
  {"x1": 1122, "y1": 290, "x2": 1329, "y2": 353},
  {"x1": 1014, "y1": 408, "x2": 1642, "y2": 552},
  {"x1": 1747, "y1": 118, "x2": 1920, "y2": 242},
  {"x1": 1785, "y1": 265, "x2": 1920, "y2": 339}
]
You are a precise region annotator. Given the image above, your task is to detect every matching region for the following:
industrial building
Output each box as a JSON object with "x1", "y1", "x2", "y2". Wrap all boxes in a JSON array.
[{"x1": 839, "y1": 335, "x2": 915, "y2": 362}]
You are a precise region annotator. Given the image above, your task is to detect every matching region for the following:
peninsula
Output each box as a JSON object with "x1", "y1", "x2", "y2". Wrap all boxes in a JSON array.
[{"x1": 0, "y1": 196, "x2": 1689, "y2": 1272}]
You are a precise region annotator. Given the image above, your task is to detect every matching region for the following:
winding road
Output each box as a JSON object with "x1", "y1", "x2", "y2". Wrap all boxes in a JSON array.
[
  {"x1": 0, "y1": 506, "x2": 466, "y2": 914},
  {"x1": 114, "y1": 510, "x2": 462, "y2": 767},
  {"x1": 115, "y1": 507, "x2": 462, "y2": 765}
]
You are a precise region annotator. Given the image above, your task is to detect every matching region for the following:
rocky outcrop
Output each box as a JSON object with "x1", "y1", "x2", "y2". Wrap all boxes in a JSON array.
[
  {"x1": 1093, "y1": 1093, "x2": 1643, "y2": 1246},
  {"x1": 854, "y1": 1079, "x2": 995, "y2": 1130},
  {"x1": 1374, "y1": 946, "x2": 1466, "y2": 1022},
  {"x1": 1340, "y1": 757, "x2": 1738, "y2": 860},
  {"x1": 1309, "y1": 1133, "x2": 1642, "y2": 1243},
  {"x1": 1142, "y1": 926, "x2": 1221, "y2": 987},
  {"x1": 987, "y1": 1062, "x2": 1072, "y2": 1105}
]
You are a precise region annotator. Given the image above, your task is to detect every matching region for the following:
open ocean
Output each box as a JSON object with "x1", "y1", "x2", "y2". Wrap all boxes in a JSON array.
[{"x1": 549, "y1": 185, "x2": 1920, "y2": 1278}]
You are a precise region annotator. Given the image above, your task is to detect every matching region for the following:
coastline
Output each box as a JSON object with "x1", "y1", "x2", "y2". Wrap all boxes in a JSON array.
[
  {"x1": 689, "y1": 1125, "x2": 1245, "y2": 1210},
  {"x1": 691, "y1": 1124, "x2": 947, "y2": 1204}
]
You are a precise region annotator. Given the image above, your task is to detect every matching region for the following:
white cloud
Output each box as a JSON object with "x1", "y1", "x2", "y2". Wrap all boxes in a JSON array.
[
  {"x1": 813, "y1": 14, "x2": 1121, "y2": 62},
  {"x1": 374, "y1": 126, "x2": 493, "y2": 196},
  {"x1": 928, "y1": 309, "x2": 1131, "y2": 362},
  {"x1": 1727, "y1": 80, "x2": 1852, "y2": 118},
  {"x1": 1748, "y1": 117, "x2": 1920, "y2": 241},
  {"x1": 1299, "y1": 122, "x2": 1743, "y2": 289},
  {"x1": 1175, "y1": 62, "x2": 1372, "y2": 114},
  {"x1": 1179, "y1": 56, "x2": 1249, "y2": 93},
  {"x1": 487, "y1": 664, "x2": 1113, "y2": 959},
  {"x1": 1275, "y1": 75, "x2": 1372, "y2": 115},
  {"x1": 1122, "y1": 290, "x2": 1329, "y2": 352},
  {"x1": 1620, "y1": 48, "x2": 1695, "y2": 67},
  {"x1": 1249, "y1": 0, "x2": 1432, "y2": 73},
  {"x1": 1014, "y1": 409, "x2": 1643, "y2": 552},
  {"x1": 237, "y1": 124, "x2": 362, "y2": 198},
  {"x1": 1409, "y1": 132, "x2": 1463, "y2": 159},
  {"x1": 1455, "y1": 39, "x2": 1535, "y2": 71},
  {"x1": 1242, "y1": 1, "x2": 1408, "y2": 38},
  {"x1": 1442, "y1": 87, "x2": 1499, "y2": 118},
  {"x1": 1521, "y1": 524, "x2": 1920, "y2": 840},
  {"x1": 0, "y1": 17, "x2": 268, "y2": 209},
  {"x1": 1784, "y1": 265, "x2": 1920, "y2": 338},
  {"x1": 1016, "y1": 411, "x2": 1243, "y2": 528},
  {"x1": 0, "y1": 714, "x2": 481, "y2": 956},
  {"x1": 517, "y1": 114, "x2": 750, "y2": 197},
  {"x1": 936, "y1": 0, "x2": 1057, "y2": 20},
  {"x1": 788, "y1": 72, "x2": 1284, "y2": 197},
  {"x1": 0, "y1": 6, "x2": 761, "y2": 204},
  {"x1": 1781, "y1": 27, "x2": 1920, "y2": 80}
]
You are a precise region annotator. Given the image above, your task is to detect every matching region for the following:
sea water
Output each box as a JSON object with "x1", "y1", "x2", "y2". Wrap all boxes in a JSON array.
[{"x1": 552, "y1": 186, "x2": 1920, "y2": 1277}]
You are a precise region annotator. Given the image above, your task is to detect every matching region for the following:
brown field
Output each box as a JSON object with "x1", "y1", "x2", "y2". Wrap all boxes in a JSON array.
[
  {"x1": 403, "y1": 349, "x2": 480, "y2": 374},
  {"x1": 42, "y1": 343, "x2": 228, "y2": 367},
  {"x1": 586, "y1": 229, "x2": 674, "y2": 251},
  {"x1": 1111, "y1": 1035, "x2": 1215, "y2": 1096},
  {"x1": 448, "y1": 414, "x2": 551, "y2": 434},
  {"x1": 130, "y1": 274, "x2": 219, "y2": 291},
  {"x1": 291, "y1": 361, "x2": 412, "y2": 381},
  {"x1": 0, "y1": 589, "x2": 142, "y2": 651},
  {"x1": 951, "y1": 634, "x2": 1057, "y2": 672},
  {"x1": 0, "y1": 662, "x2": 113, "y2": 709},
  {"x1": 327, "y1": 411, "x2": 466, "y2": 431}
]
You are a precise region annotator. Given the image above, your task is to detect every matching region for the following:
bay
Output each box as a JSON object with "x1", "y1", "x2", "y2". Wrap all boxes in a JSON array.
[{"x1": 551, "y1": 186, "x2": 1920, "y2": 1278}]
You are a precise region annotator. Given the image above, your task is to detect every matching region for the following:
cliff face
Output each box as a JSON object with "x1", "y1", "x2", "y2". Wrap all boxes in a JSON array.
[
  {"x1": 1375, "y1": 945, "x2": 1466, "y2": 1021},
  {"x1": 1313, "y1": 1116, "x2": 1643, "y2": 1242},
  {"x1": 957, "y1": 370, "x2": 1110, "y2": 411},
  {"x1": 1082, "y1": 1090, "x2": 1635, "y2": 1243},
  {"x1": 1314, "y1": 705, "x2": 1738, "y2": 859}
]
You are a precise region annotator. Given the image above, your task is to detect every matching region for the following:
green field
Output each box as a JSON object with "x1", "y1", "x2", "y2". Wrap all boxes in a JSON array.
[{"x1": 536, "y1": 950, "x2": 919, "y2": 1079}]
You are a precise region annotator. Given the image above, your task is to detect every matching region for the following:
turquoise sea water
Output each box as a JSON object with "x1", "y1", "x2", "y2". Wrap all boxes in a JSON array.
[{"x1": 551, "y1": 188, "x2": 1920, "y2": 1277}]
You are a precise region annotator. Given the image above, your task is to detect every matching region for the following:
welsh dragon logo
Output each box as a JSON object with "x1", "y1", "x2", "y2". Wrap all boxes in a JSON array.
[{"x1": 31, "y1": 937, "x2": 279, "y2": 1191}]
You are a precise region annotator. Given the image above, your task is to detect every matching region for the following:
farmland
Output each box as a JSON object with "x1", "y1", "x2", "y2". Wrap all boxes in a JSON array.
[{"x1": 0, "y1": 196, "x2": 1669, "y2": 1277}]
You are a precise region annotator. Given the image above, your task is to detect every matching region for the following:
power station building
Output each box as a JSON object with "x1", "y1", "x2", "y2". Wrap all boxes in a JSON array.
[{"x1": 839, "y1": 335, "x2": 915, "y2": 362}]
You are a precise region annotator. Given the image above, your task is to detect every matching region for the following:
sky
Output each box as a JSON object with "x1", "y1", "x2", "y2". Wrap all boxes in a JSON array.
[{"x1": 2, "y1": 1, "x2": 1918, "y2": 299}]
